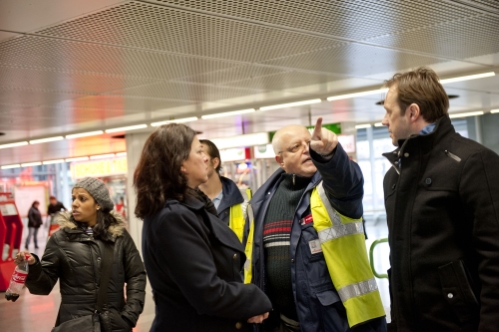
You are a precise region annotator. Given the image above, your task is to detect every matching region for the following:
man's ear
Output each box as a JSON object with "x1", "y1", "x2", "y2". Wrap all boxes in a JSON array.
[
  {"x1": 408, "y1": 103, "x2": 421, "y2": 122},
  {"x1": 275, "y1": 154, "x2": 285, "y2": 168}
]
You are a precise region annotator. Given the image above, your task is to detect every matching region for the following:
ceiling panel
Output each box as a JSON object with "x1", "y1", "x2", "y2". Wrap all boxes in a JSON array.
[
  {"x1": 34, "y1": 1, "x2": 346, "y2": 63},
  {"x1": 151, "y1": 0, "x2": 497, "y2": 43},
  {"x1": 0, "y1": 0, "x2": 498, "y2": 166},
  {"x1": 368, "y1": 14, "x2": 499, "y2": 60},
  {"x1": 0, "y1": 36, "x2": 236, "y2": 79},
  {"x1": 263, "y1": 43, "x2": 451, "y2": 76},
  {"x1": 110, "y1": 80, "x2": 265, "y2": 102}
]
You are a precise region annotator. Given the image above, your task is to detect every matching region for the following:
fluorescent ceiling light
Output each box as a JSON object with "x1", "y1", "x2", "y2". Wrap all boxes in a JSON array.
[
  {"x1": 327, "y1": 88, "x2": 388, "y2": 101},
  {"x1": 151, "y1": 117, "x2": 198, "y2": 127},
  {"x1": 0, "y1": 141, "x2": 28, "y2": 149},
  {"x1": 21, "y1": 162, "x2": 42, "y2": 167},
  {"x1": 355, "y1": 124, "x2": 372, "y2": 129},
  {"x1": 1, "y1": 164, "x2": 21, "y2": 169},
  {"x1": 490, "y1": 109, "x2": 499, "y2": 114},
  {"x1": 260, "y1": 99, "x2": 322, "y2": 111},
  {"x1": 374, "y1": 122, "x2": 384, "y2": 127},
  {"x1": 105, "y1": 124, "x2": 148, "y2": 133},
  {"x1": 65, "y1": 156, "x2": 89, "y2": 162},
  {"x1": 449, "y1": 111, "x2": 484, "y2": 119},
  {"x1": 115, "y1": 152, "x2": 127, "y2": 157},
  {"x1": 211, "y1": 132, "x2": 269, "y2": 149},
  {"x1": 29, "y1": 136, "x2": 64, "y2": 144},
  {"x1": 43, "y1": 159, "x2": 65, "y2": 165},
  {"x1": 440, "y1": 72, "x2": 495, "y2": 84},
  {"x1": 90, "y1": 153, "x2": 116, "y2": 160},
  {"x1": 66, "y1": 130, "x2": 104, "y2": 139},
  {"x1": 201, "y1": 109, "x2": 255, "y2": 119}
]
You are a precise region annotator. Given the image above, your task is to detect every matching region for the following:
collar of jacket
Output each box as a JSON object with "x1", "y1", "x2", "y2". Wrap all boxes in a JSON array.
[
  {"x1": 382, "y1": 115, "x2": 455, "y2": 163},
  {"x1": 178, "y1": 196, "x2": 244, "y2": 253},
  {"x1": 216, "y1": 176, "x2": 244, "y2": 213},
  {"x1": 250, "y1": 168, "x2": 322, "y2": 208},
  {"x1": 54, "y1": 210, "x2": 126, "y2": 240}
]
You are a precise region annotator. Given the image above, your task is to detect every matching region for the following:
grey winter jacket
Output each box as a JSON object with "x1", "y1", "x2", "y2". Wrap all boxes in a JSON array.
[{"x1": 25, "y1": 211, "x2": 146, "y2": 332}]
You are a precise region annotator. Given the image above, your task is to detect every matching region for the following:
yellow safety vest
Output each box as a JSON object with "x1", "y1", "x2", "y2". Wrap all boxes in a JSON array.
[
  {"x1": 243, "y1": 204, "x2": 255, "y2": 284},
  {"x1": 311, "y1": 182, "x2": 385, "y2": 327},
  {"x1": 228, "y1": 189, "x2": 252, "y2": 243}
]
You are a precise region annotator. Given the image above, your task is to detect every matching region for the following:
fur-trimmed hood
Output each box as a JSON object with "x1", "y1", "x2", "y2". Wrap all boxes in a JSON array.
[{"x1": 54, "y1": 210, "x2": 127, "y2": 237}]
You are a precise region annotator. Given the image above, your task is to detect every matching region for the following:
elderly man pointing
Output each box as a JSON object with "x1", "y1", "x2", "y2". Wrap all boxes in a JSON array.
[{"x1": 244, "y1": 118, "x2": 386, "y2": 332}]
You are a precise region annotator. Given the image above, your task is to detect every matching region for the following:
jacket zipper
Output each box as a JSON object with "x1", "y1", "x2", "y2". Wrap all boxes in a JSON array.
[{"x1": 444, "y1": 149, "x2": 461, "y2": 162}]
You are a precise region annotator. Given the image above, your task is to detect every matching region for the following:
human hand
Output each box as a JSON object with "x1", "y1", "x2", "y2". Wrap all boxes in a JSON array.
[
  {"x1": 14, "y1": 251, "x2": 36, "y2": 265},
  {"x1": 247, "y1": 312, "x2": 269, "y2": 324},
  {"x1": 309, "y1": 117, "x2": 338, "y2": 156}
]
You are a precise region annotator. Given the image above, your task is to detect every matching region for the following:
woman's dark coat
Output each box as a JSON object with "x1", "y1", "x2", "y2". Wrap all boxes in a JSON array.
[
  {"x1": 25, "y1": 211, "x2": 146, "y2": 332},
  {"x1": 142, "y1": 195, "x2": 272, "y2": 332},
  {"x1": 383, "y1": 116, "x2": 499, "y2": 332},
  {"x1": 27, "y1": 206, "x2": 43, "y2": 228}
]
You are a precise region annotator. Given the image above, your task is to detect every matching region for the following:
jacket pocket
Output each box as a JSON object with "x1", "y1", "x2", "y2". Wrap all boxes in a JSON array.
[
  {"x1": 315, "y1": 289, "x2": 341, "y2": 306},
  {"x1": 310, "y1": 281, "x2": 341, "y2": 305},
  {"x1": 438, "y1": 261, "x2": 478, "y2": 323}
]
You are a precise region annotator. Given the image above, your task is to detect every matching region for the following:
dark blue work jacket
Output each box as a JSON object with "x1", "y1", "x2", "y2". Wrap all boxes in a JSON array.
[{"x1": 248, "y1": 144, "x2": 386, "y2": 332}]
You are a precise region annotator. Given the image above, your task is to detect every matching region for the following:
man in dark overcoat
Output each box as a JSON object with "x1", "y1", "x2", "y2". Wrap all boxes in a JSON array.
[{"x1": 381, "y1": 67, "x2": 499, "y2": 332}]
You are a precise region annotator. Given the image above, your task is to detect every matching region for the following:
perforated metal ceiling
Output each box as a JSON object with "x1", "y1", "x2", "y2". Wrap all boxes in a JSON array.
[{"x1": 0, "y1": 0, "x2": 498, "y2": 165}]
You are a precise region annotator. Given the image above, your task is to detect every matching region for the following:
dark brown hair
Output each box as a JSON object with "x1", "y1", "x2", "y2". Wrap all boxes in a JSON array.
[
  {"x1": 134, "y1": 123, "x2": 197, "y2": 219},
  {"x1": 199, "y1": 139, "x2": 222, "y2": 174},
  {"x1": 73, "y1": 210, "x2": 119, "y2": 242},
  {"x1": 385, "y1": 67, "x2": 449, "y2": 123}
]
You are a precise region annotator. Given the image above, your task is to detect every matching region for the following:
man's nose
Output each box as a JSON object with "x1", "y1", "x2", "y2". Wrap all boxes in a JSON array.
[
  {"x1": 381, "y1": 114, "x2": 389, "y2": 126},
  {"x1": 303, "y1": 142, "x2": 310, "y2": 154}
]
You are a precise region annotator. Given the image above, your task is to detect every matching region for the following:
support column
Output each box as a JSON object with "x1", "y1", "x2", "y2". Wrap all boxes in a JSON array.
[{"x1": 125, "y1": 132, "x2": 151, "y2": 254}]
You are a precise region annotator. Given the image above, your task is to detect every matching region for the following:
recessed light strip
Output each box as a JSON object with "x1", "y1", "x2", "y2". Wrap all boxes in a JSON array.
[
  {"x1": 355, "y1": 124, "x2": 373, "y2": 129},
  {"x1": 65, "y1": 156, "x2": 89, "y2": 162},
  {"x1": 43, "y1": 159, "x2": 65, "y2": 165},
  {"x1": 448, "y1": 111, "x2": 484, "y2": 119},
  {"x1": 29, "y1": 136, "x2": 64, "y2": 144},
  {"x1": 1, "y1": 164, "x2": 21, "y2": 169},
  {"x1": 327, "y1": 88, "x2": 388, "y2": 101},
  {"x1": 211, "y1": 132, "x2": 269, "y2": 149},
  {"x1": 490, "y1": 109, "x2": 499, "y2": 114},
  {"x1": 105, "y1": 124, "x2": 148, "y2": 133},
  {"x1": 201, "y1": 109, "x2": 255, "y2": 119},
  {"x1": 66, "y1": 130, "x2": 104, "y2": 139},
  {"x1": 21, "y1": 162, "x2": 42, "y2": 167},
  {"x1": 440, "y1": 72, "x2": 495, "y2": 84},
  {"x1": 89, "y1": 153, "x2": 116, "y2": 160},
  {"x1": 374, "y1": 122, "x2": 384, "y2": 127},
  {"x1": 151, "y1": 117, "x2": 198, "y2": 127},
  {"x1": 260, "y1": 99, "x2": 322, "y2": 111},
  {"x1": 0, "y1": 141, "x2": 28, "y2": 149}
]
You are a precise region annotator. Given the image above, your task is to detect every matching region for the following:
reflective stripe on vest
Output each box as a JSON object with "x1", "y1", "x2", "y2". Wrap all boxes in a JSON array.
[
  {"x1": 229, "y1": 203, "x2": 245, "y2": 243},
  {"x1": 312, "y1": 181, "x2": 385, "y2": 327},
  {"x1": 243, "y1": 204, "x2": 255, "y2": 284}
]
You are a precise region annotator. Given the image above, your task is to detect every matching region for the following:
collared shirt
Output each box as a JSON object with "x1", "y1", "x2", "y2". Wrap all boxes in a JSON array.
[
  {"x1": 398, "y1": 122, "x2": 436, "y2": 169},
  {"x1": 419, "y1": 122, "x2": 436, "y2": 135},
  {"x1": 212, "y1": 190, "x2": 223, "y2": 210}
]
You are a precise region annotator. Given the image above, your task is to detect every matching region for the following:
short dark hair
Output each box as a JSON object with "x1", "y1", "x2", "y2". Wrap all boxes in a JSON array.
[
  {"x1": 134, "y1": 123, "x2": 197, "y2": 219},
  {"x1": 200, "y1": 139, "x2": 222, "y2": 174},
  {"x1": 49, "y1": 195, "x2": 56, "y2": 200},
  {"x1": 385, "y1": 67, "x2": 449, "y2": 123},
  {"x1": 31, "y1": 201, "x2": 39, "y2": 207}
]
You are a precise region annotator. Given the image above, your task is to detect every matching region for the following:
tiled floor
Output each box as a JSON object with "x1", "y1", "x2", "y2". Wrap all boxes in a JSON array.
[{"x1": 0, "y1": 217, "x2": 391, "y2": 331}]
